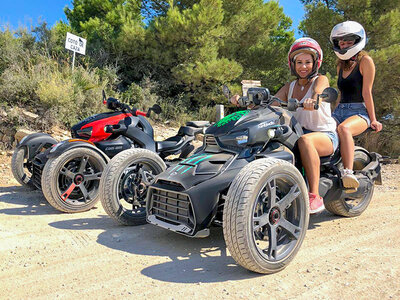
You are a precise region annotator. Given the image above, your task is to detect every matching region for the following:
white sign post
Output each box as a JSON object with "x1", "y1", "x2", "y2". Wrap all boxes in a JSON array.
[{"x1": 65, "y1": 32, "x2": 87, "y2": 70}]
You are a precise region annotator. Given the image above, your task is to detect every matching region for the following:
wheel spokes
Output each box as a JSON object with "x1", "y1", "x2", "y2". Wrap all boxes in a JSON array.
[
  {"x1": 277, "y1": 185, "x2": 301, "y2": 211},
  {"x1": 267, "y1": 179, "x2": 277, "y2": 207},
  {"x1": 139, "y1": 168, "x2": 156, "y2": 185},
  {"x1": 266, "y1": 224, "x2": 278, "y2": 259},
  {"x1": 78, "y1": 156, "x2": 89, "y2": 173},
  {"x1": 84, "y1": 172, "x2": 102, "y2": 182},
  {"x1": 61, "y1": 183, "x2": 76, "y2": 201},
  {"x1": 78, "y1": 184, "x2": 90, "y2": 202},
  {"x1": 60, "y1": 167, "x2": 76, "y2": 179},
  {"x1": 278, "y1": 218, "x2": 301, "y2": 240},
  {"x1": 253, "y1": 213, "x2": 269, "y2": 231}
]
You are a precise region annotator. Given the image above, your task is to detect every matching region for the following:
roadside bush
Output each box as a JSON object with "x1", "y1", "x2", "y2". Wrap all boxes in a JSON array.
[
  {"x1": 36, "y1": 63, "x2": 117, "y2": 127},
  {"x1": 121, "y1": 77, "x2": 160, "y2": 112}
]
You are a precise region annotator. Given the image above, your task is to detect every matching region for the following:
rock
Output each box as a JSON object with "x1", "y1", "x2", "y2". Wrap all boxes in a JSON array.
[
  {"x1": 2, "y1": 135, "x2": 11, "y2": 144},
  {"x1": 21, "y1": 110, "x2": 39, "y2": 121},
  {"x1": 14, "y1": 129, "x2": 36, "y2": 143},
  {"x1": 50, "y1": 126, "x2": 71, "y2": 141}
]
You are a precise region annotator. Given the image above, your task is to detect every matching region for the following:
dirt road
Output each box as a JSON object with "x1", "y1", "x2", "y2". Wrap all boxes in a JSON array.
[{"x1": 0, "y1": 152, "x2": 399, "y2": 299}]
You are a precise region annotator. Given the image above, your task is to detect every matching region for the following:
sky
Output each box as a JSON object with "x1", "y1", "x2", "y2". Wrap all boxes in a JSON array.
[{"x1": 0, "y1": 0, "x2": 305, "y2": 37}]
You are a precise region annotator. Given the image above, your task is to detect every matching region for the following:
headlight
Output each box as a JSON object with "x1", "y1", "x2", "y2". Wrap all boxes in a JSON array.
[{"x1": 267, "y1": 128, "x2": 276, "y2": 139}]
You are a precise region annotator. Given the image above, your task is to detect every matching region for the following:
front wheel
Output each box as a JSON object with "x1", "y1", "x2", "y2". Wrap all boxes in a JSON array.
[
  {"x1": 42, "y1": 147, "x2": 107, "y2": 213},
  {"x1": 100, "y1": 149, "x2": 166, "y2": 225},
  {"x1": 223, "y1": 158, "x2": 309, "y2": 274}
]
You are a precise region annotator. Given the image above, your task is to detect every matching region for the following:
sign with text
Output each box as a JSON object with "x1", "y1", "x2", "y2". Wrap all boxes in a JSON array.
[{"x1": 65, "y1": 32, "x2": 86, "y2": 55}]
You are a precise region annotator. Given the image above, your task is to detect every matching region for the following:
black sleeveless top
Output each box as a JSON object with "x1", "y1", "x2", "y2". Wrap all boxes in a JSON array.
[{"x1": 337, "y1": 63, "x2": 364, "y2": 103}]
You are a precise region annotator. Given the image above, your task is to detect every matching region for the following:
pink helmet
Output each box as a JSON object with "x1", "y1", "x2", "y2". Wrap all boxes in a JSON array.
[{"x1": 288, "y1": 37, "x2": 323, "y2": 78}]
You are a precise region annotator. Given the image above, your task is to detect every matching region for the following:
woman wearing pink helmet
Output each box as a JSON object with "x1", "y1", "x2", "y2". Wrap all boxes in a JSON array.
[
  {"x1": 232, "y1": 37, "x2": 338, "y2": 213},
  {"x1": 330, "y1": 21, "x2": 382, "y2": 190},
  {"x1": 273, "y1": 37, "x2": 338, "y2": 214}
]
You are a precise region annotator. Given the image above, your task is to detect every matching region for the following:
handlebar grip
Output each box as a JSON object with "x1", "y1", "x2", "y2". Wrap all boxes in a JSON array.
[
  {"x1": 135, "y1": 110, "x2": 147, "y2": 117},
  {"x1": 298, "y1": 103, "x2": 319, "y2": 110}
]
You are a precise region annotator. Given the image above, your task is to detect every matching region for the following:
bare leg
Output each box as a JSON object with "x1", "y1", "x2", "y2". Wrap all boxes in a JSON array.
[
  {"x1": 337, "y1": 115, "x2": 368, "y2": 170},
  {"x1": 298, "y1": 132, "x2": 334, "y2": 196}
]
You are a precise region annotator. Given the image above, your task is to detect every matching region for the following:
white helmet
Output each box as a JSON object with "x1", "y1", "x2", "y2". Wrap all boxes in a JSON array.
[{"x1": 330, "y1": 21, "x2": 366, "y2": 60}]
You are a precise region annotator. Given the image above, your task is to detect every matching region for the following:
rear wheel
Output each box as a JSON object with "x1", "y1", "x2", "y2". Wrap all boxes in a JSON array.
[
  {"x1": 42, "y1": 147, "x2": 107, "y2": 212},
  {"x1": 223, "y1": 158, "x2": 309, "y2": 274},
  {"x1": 325, "y1": 147, "x2": 374, "y2": 217},
  {"x1": 11, "y1": 146, "x2": 35, "y2": 189},
  {"x1": 100, "y1": 149, "x2": 166, "y2": 225}
]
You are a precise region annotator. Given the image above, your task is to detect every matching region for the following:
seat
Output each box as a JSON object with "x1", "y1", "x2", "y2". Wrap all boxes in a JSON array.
[
  {"x1": 156, "y1": 136, "x2": 185, "y2": 152},
  {"x1": 186, "y1": 121, "x2": 210, "y2": 128},
  {"x1": 178, "y1": 126, "x2": 202, "y2": 136}
]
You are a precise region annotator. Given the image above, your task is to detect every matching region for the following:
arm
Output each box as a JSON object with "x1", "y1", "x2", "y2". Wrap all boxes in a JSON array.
[
  {"x1": 360, "y1": 56, "x2": 383, "y2": 132},
  {"x1": 333, "y1": 65, "x2": 341, "y2": 110},
  {"x1": 274, "y1": 82, "x2": 290, "y2": 103},
  {"x1": 303, "y1": 75, "x2": 330, "y2": 110}
]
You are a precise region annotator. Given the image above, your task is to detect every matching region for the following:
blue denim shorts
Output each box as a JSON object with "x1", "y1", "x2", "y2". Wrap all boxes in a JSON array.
[
  {"x1": 302, "y1": 128, "x2": 339, "y2": 152},
  {"x1": 332, "y1": 103, "x2": 371, "y2": 126}
]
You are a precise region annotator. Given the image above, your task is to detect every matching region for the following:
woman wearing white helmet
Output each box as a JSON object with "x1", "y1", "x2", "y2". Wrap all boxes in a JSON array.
[
  {"x1": 231, "y1": 37, "x2": 337, "y2": 213},
  {"x1": 330, "y1": 21, "x2": 382, "y2": 190}
]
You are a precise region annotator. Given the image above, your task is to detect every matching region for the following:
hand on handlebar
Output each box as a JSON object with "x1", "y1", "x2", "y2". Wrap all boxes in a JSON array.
[
  {"x1": 302, "y1": 98, "x2": 317, "y2": 111},
  {"x1": 230, "y1": 94, "x2": 241, "y2": 107}
]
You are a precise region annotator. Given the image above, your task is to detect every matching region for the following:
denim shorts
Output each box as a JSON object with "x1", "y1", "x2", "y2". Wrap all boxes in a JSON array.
[
  {"x1": 332, "y1": 103, "x2": 371, "y2": 126},
  {"x1": 302, "y1": 128, "x2": 339, "y2": 152}
]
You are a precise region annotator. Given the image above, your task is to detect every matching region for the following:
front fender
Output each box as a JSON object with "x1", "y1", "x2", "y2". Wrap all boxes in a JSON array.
[
  {"x1": 17, "y1": 132, "x2": 57, "y2": 161},
  {"x1": 48, "y1": 139, "x2": 109, "y2": 163}
]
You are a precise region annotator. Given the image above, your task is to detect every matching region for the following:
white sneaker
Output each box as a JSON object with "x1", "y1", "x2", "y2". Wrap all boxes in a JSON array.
[{"x1": 341, "y1": 169, "x2": 360, "y2": 189}]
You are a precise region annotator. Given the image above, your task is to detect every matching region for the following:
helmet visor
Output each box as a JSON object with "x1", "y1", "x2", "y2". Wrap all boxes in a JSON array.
[{"x1": 332, "y1": 34, "x2": 361, "y2": 49}]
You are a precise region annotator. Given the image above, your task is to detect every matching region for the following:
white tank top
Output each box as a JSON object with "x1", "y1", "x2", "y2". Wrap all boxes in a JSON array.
[{"x1": 288, "y1": 77, "x2": 337, "y2": 132}]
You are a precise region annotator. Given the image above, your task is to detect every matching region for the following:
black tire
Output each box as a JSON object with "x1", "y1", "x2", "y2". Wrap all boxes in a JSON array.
[
  {"x1": 41, "y1": 147, "x2": 107, "y2": 213},
  {"x1": 325, "y1": 147, "x2": 374, "y2": 217},
  {"x1": 11, "y1": 146, "x2": 35, "y2": 189},
  {"x1": 223, "y1": 158, "x2": 309, "y2": 274},
  {"x1": 100, "y1": 149, "x2": 166, "y2": 226}
]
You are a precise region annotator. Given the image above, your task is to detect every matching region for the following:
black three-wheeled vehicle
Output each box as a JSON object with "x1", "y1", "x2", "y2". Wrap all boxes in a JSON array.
[{"x1": 143, "y1": 86, "x2": 381, "y2": 274}]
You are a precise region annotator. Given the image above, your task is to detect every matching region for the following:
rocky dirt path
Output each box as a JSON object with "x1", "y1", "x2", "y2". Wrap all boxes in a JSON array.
[{"x1": 0, "y1": 152, "x2": 399, "y2": 300}]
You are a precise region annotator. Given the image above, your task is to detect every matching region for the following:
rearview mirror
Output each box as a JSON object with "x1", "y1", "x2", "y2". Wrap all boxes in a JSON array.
[
  {"x1": 287, "y1": 98, "x2": 299, "y2": 111},
  {"x1": 222, "y1": 85, "x2": 230, "y2": 100},
  {"x1": 320, "y1": 87, "x2": 338, "y2": 103},
  {"x1": 150, "y1": 104, "x2": 162, "y2": 114},
  {"x1": 102, "y1": 90, "x2": 107, "y2": 105}
]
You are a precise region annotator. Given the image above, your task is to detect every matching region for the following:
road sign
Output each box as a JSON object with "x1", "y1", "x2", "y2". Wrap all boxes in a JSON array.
[{"x1": 65, "y1": 32, "x2": 86, "y2": 55}]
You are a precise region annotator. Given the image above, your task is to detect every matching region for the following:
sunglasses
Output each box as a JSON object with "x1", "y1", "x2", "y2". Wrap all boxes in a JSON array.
[{"x1": 337, "y1": 35, "x2": 358, "y2": 42}]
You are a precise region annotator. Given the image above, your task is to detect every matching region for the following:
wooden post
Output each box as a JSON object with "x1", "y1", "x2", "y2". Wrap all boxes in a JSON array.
[{"x1": 72, "y1": 51, "x2": 76, "y2": 71}]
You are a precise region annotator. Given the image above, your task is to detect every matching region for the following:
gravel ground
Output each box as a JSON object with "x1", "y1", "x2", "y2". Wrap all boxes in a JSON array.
[{"x1": 0, "y1": 152, "x2": 399, "y2": 300}]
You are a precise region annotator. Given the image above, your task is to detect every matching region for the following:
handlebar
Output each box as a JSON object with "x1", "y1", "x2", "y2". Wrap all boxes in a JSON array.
[
  {"x1": 224, "y1": 85, "x2": 337, "y2": 111},
  {"x1": 104, "y1": 97, "x2": 161, "y2": 118}
]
